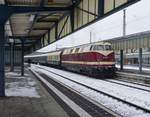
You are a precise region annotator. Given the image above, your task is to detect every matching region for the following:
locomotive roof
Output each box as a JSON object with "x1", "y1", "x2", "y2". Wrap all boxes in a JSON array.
[
  {"x1": 25, "y1": 50, "x2": 62, "y2": 58},
  {"x1": 25, "y1": 41, "x2": 111, "y2": 58},
  {"x1": 25, "y1": 53, "x2": 49, "y2": 58},
  {"x1": 65, "y1": 41, "x2": 111, "y2": 50}
]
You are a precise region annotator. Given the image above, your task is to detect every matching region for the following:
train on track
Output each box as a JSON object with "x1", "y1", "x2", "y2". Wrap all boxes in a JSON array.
[{"x1": 25, "y1": 42, "x2": 116, "y2": 78}]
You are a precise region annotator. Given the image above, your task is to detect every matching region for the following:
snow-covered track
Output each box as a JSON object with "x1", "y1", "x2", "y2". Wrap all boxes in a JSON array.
[
  {"x1": 116, "y1": 71, "x2": 150, "y2": 86},
  {"x1": 112, "y1": 78, "x2": 150, "y2": 87},
  {"x1": 36, "y1": 66, "x2": 150, "y2": 114},
  {"x1": 105, "y1": 79, "x2": 150, "y2": 93},
  {"x1": 30, "y1": 69, "x2": 118, "y2": 117}
]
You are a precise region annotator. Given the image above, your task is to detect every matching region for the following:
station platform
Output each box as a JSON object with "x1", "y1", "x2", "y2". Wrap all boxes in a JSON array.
[
  {"x1": 116, "y1": 65, "x2": 150, "y2": 75},
  {"x1": 118, "y1": 68, "x2": 150, "y2": 76},
  {"x1": 1, "y1": 66, "x2": 69, "y2": 117},
  {"x1": 116, "y1": 67, "x2": 150, "y2": 85}
]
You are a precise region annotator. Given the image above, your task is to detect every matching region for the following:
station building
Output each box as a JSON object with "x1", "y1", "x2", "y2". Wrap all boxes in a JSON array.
[{"x1": 105, "y1": 30, "x2": 150, "y2": 66}]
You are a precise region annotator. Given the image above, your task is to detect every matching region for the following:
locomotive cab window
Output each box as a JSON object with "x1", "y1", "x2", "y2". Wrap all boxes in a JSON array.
[
  {"x1": 105, "y1": 45, "x2": 112, "y2": 50},
  {"x1": 92, "y1": 45, "x2": 104, "y2": 51}
]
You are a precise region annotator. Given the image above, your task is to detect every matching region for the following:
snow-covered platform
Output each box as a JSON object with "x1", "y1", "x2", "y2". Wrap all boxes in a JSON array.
[{"x1": 1, "y1": 67, "x2": 69, "y2": 117}]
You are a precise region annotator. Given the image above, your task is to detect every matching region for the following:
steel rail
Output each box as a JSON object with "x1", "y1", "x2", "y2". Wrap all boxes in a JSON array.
[{"x1": 105, "y1": 79, "x2": 150, "y2": 93}]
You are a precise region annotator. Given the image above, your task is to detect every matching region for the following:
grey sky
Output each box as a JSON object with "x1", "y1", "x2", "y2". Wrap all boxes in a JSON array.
[{"x1": 38, "y1": 0, "x2": 149, "y2": 52}]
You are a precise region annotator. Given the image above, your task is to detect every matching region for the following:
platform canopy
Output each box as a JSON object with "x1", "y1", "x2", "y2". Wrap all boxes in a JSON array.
[{"x1": 2, "y1": 0, "x2": 140, "y2": 51}]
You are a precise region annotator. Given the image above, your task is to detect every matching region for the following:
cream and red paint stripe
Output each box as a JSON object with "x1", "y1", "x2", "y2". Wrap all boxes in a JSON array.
[{"x1": 62, "y1": 61, "x2": 115, "y2": 65}]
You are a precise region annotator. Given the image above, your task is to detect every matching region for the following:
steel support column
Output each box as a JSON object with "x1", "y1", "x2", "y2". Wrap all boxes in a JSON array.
[
  {"x1": 13, "y1": 43, "x2": 15, "y2": 68},
  {"x1": 48, "y1": 30, "x2": 50, "y2": 44},
  {"x1": 0, "y1": 25, "x2": 5, "y2": 96},
  {"x1": 21, "y1": 39, "x2": 24, "y2": 76},
  {"x1": 40, "y1": 38, "x2": 42, "y2": 48},
  {"x1": 120, "y1": 50, "x2": 124, "y2": 70},
  {"x1": 33, "y1": 44, "x2": 36, "y2": 51},
  {"x1": 98, "y1": 0, "x2": 104, "y2": 16},
  {"x1": 42, "y1": 36, "x2": 45, "y2": 47},
  {"x1": 55, "y1": 21, "x2": 58, "y2": 40},
  {"x1": 139, "y1": 48, "x2": 142, "y2": 73},
  {"x1": 58, "y1": 16, "x2": 69, "y2": 39},
  {"x1": 70, "y1": 8, "x2": 74, "y2": 32},
  {"x1": 38, "y1": 39, "x2": 42, "y2": 49},
  {"x1": 10, "y1": 42, "x2": 14, "y2": 72},
  {"x1": 9, "y1": 43, "x2": 11, "y2": 66}
]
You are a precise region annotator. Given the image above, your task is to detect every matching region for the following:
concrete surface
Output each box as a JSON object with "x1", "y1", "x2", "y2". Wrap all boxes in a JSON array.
[{"x1": 0, "y1": 67, "x2": 69, "y2": 117}]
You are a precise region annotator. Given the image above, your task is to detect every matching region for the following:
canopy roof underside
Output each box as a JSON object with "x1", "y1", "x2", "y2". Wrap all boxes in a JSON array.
[
  {"x1": 1, "y1": 0, "x2": 75, "y2": 48},
  {"x1": 5, "y1": 0, "x2": 72, "y2": 36}
]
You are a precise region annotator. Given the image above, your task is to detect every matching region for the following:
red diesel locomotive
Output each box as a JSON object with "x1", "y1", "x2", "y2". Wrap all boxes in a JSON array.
[{"x1": 61, "y1": 42, "x2": 116, "y2": 77}]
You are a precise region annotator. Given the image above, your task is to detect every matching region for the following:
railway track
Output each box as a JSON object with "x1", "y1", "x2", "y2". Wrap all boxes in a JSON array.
[
  {"x1": 105, "y1": 79, "x2": 150, "y2": 93},
  {"x1": 112, "y1": 78, "x2": 150, "y2": 87},
  {"x1": 38, "y1": 65, "x2": 150, "y2": 92},
  {"x1": 35, "y1": 65, "x2": 150, "y2": 115},
  {"x1": 42, "y1": 64, "x2": 150, "y2": 92},
  {"x1": 116, "y1": 71, "x2": 150, "y2": 86},
  {"x1": 38, "y1": 65, "x2": 150, "y2": 93},
  {"x1": 30, "y1": 69, "x2": 118, "y2": 117}
]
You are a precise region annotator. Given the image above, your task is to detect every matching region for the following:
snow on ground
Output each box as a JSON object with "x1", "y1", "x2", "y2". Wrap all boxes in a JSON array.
[
  {"x1": 34, "y1": 65, "x2": 150, "y2": 111},
  {"x1": 5, "y1": 70, "x2": 40, "y2": 98},
  {"x1": 6, "y1": 72, "x2": 30, "y2": 77},
  {"x1": 31, "y1": 64, "x2": 150, "y2": 117}
]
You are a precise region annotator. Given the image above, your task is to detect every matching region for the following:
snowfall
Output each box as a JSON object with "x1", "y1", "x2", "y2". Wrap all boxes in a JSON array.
[
  {"x1": 31, "y1": 64, "x2": 150, "y2": 117},
  {"x1": 5, "y1": 70, "x2": 40, "y2": 98}
]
